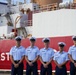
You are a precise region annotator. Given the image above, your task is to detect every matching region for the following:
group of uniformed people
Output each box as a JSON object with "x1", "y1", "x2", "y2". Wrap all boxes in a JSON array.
[{"x1": 9, "y1": 35, "x2": 76, "y2": 75}]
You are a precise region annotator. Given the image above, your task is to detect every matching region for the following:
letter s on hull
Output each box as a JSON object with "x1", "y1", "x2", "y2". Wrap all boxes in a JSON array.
[
  {"x1": 1, "y1": 53, "x2": 5, "y2": 61},
  {"x1": 0, "y1": 52, "x2": 9, "y2": 61}
]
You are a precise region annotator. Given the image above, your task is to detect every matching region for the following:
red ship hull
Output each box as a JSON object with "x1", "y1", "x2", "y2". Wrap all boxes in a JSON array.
[{"x1": 0, "y1": 36, "x2": 73, "y2": 71}]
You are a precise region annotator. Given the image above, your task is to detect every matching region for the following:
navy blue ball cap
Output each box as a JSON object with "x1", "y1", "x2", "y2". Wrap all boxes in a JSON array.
[
  {"x1": 72, "y1": 36, "x2": 76, "y2": 41},
  {"x1": 58, "y1": 42, "x2": 66, "y2": 47},
  {"x1": 15, "y1": 36, "x2": 22, "y2": 41},
  {"x1": 42, "y1": 38, "x2": 50, "y2": 43},
  {"x1": 29, "y1": 37, "x2": 36, "y2": 41}
]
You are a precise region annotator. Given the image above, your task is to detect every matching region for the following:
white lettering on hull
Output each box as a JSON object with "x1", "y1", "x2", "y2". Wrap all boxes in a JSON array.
[{"x1": 0, "y1": 52, "x2": 9, "y2": 61}]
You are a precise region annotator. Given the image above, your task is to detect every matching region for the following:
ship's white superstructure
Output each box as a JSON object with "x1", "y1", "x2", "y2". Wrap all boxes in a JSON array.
[
  {"x1": 33, "y1": 9, "x2": 76, "y2": 38},
  {"x1": 0, "y1": 0, "x2": 76, "y2": 39}
]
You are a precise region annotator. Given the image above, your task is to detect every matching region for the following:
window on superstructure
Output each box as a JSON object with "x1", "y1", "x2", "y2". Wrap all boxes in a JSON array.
[{"x1": 34, "y1": 6, "x2": 36, "y2": 10}]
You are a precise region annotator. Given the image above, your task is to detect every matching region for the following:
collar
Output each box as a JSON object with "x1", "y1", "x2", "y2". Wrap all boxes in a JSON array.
[
  {"x1": 15, "y1": 46, "x2": 22, "y2": 49},
  {"x1": 58, "y1": 51, "x2": 64, "y2": 54},
  {"x1": 73, "y1": 45, "x2": 76, "y2": 47},
  {"x1": 44, "y1": 47, "x2": 50, "y2": 50},
  {"x1": 29, "y1": 46, "x2": 35, "y2": 48}
]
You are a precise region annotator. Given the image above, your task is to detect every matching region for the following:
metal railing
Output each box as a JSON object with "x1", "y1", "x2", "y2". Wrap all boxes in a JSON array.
[
  {"x1": 70, "y1": 3, "x2": 76, "y2": 9},
  {"x1": 20, "y1": 20, "x2": 32, "y2": 27},
  {"x1": 39, "y1": 3, "x2": 58, "y2": 11},
  {"x1": 33, "y1": 3, "x2": 58, "y2": 13},
  {"x1": 33, "y1": 3, "x2": 76, "y2": 13},
  {"x1": 27, "y1": 20, "x2": 32, "y2": 26}
]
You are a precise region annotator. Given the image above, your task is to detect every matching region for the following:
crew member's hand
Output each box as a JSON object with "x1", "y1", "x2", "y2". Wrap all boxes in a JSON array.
[
  {"x1": 43, "y1": 63, "x2": 48, "y2": 68},
  {"x1": 32, "y1": 60, "x2": 36, "y2": 63},
  {"x1": 28, "y1": 62, "x2": 33, "y2": 66},
  {"x1": 57, "y1": 64, "x2": 62, "y2": 69},
  {"x1": 14, "y1": 64, "x2": 19, "y2": 68}
]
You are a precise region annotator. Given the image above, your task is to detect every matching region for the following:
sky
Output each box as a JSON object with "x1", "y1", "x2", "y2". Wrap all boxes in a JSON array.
[{"x1": 0, "y1": 0, "x2": 73, "y2": 4}]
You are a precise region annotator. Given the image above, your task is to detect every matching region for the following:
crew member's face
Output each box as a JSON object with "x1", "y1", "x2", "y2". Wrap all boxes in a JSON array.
[
  {"x1": 16, "y1": 41, "x2": 21, "y2": 46},
  {"x1": 30, "y1": 41, "x2": 35, "y2": 46},
  {"x1": 44, "y1": 42, "x2": 49, "y2": 47},
  {"x1": 73, "y1": 40, "x2": 76, "y2": 46},
  {"x1": 59, "y1": 46, "x2": 64, "y2": 51}
]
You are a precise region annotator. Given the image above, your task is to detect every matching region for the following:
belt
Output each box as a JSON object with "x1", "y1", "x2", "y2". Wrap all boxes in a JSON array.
[
  {"x1": 43, "y1": 62, "x2": 47, "y2": 64},
  {"x1": 28, "y1": 60, "x2": 37, "y2": 64},
  {"x1": 14, "y1": 60, "x2": 20, "y2": 62},
  {"x1": 62, "y1": 65, "x2": 65, "y2": 67},
  {"x1": 29, "y1": 60, "x2": 33, "y2": 62},
  {"x1": 14, "y1": 60, "x2": 20, "y2": 63}
]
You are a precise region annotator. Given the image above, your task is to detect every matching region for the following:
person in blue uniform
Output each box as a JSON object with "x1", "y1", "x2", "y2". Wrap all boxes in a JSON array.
[
  {"x1": 9, "y1": 36, "x2": 25, "y2": 75},
  {"x1": 53, "y1": 42, "x2": 68, "y2": 75},
  {"x1": 68, "y1": 36, "x2": 76, "y2": 75},
  {"x1": 25, "y1": 37, "x2": 39, "y2": 75},
  {"x1": 39, "y1": 38, "x2": 54, "y2": 75}
]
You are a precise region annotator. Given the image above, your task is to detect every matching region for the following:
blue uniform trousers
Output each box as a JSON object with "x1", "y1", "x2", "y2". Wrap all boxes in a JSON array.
[
  {"x1": 26, "y1": 62, "x2": 38, "y2": 75},
  {"x1": 70, "y1": 62, "x2": 76, "y2": 75},
  {"x1": 40, "y1": 63, "x2": 52, "y2": 75},
  {"x1": 55, "y1": 65, "x2": 67, "y2": 75},
  {"x1": 11, "y1": 61, "x2": 23, "y2": 75}
]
